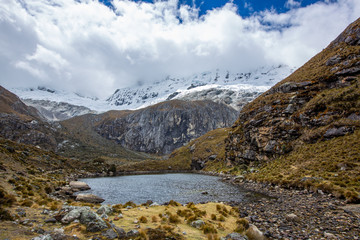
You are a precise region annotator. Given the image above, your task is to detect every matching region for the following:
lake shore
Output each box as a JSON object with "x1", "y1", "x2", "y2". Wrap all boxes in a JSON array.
[
  {"x1": 75, "y1": 169, "x2": 360, "y2": 239},
  {"x1": 219, "y1": 175, "x2": 360, "y2": 239}
]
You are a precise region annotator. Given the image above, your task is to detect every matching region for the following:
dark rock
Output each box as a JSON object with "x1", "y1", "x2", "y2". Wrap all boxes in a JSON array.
[
  {"x1": 326, "y1": 55, "x2": 342, "y2": 66},
  {"x1": 16, "y1": 208, "x2": 26, "y2": 217},
  {"x1": 114, "y1": 227, "x2": 126, "y2": 238},
  {"x1": 102, "y1": 229, "x2": 118, "y2": 239},
  {"x1": 208, "y1": 154, "x2": 217, "y2": 160},
  {"x1": 323, "y1": 127, "x2": 352, "y2": 138},
  {"x1": 6, "y1": 146, "x2": 15, "y2": 153},
  {"x1": 126, "y1": 229, "x2": 140, "y2": 238},
  {"x1": 224, "y1": 232, "x2": 247, "y2": 240},
  {"x1": 347, "y1": 113, "x2": 360, "y2": 121},
  {"x1": 335, "y1": 66, "x2": 360, "y2": 76},
  {"x1": 44, "y1": 218, "x2": 57, "y2": 223}
]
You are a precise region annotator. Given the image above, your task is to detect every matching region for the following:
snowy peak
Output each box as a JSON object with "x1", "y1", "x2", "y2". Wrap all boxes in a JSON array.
[
  {"x1": 107, "y1": 65, "x2": 294, "y2": 111},
  {"x1": 10, "y1": 65, "x2": 295, "y2": 120}
]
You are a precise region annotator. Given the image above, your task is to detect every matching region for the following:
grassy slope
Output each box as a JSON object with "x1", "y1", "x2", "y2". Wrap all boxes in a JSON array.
[
  {"x1": 166, "y1": 19, "x2": 360, "y2": 202},
  {"x1": 248, "y1": 130, "x2": 360, "y2": 201},
  {"x1": 59, "y1": 112, "x2": 158, "y2": 164}
]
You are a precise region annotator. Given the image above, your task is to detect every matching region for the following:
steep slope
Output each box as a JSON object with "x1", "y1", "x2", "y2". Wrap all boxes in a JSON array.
[
  {"x1": 0, "y1": 86, "x2": 40, "y2": 120},
  {"x1": 223, "y1": 18, "x2": 360, "y2": 201},
  {"x1": 59, "y1": 111, "x2": 155, "y2": 162},
  {"x1": 23, "y1": 99, "x2": 96, "y2": 121},
  {"x1": 0, "y1": 86, "x2": 58, "y2": 150},
  {"x1": 168, "y1": 18, "x2": 360, "y2": 202},
  {"x1": 0, "y1": 86, "x2": 155, "y2": 163},
  {"x1": 96, "y1": 100, "x2": 237, "y2": 154}
]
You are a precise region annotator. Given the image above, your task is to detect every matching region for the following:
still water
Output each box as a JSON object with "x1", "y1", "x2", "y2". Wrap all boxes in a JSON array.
[{"x1": 79, "y1": 173, "x2": 264, "y2": 204}]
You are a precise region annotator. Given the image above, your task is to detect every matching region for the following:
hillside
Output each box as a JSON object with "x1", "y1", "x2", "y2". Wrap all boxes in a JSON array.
[
  {"x1": 0, "y1": 86, "x2": 155, "y2": 164},
  {"x1": 224, "y1": 17, "x2": 360, "y2": 202},
  {"x1": 169, "y1": 18, "x2": 360, "y2": 202},
  {"x1": 0, "y1": 86, "x2": 59, "y2": 151},
  {"x1": 63, "y1": 99, "x2": 237, "y2": 155}
]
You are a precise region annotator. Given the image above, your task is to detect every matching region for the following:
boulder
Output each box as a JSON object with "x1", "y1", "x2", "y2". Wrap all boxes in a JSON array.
[
  {"x1": 60, "y1": 206, "x2": 108, "y2": 232},
  {"x1": 102, "y1": 229, "x2": 118, "y2": 239},
  {"x1": 245, "y1": 224, "x2": 265, "y2": 240},
  {"x1": 224, "y1": 232, "x2": 247, "y2": 240},
  {"x1": 76, "y1": 194, "x2": 104, "y2": 203},
  {"x1": 97, "y1": 205, "x2": 113, "y2": 215},
  {"x1": 127, "y1": 229, "x2": 140, "y2": 238},
  {"x1": 69, "y1": 181, "x2": 90, "y2": 191},
  {"x1": 190, "y1": 220, "x2": 205, "y2": 229},
  {"x1": 114, "y1": 227, "x2": 126, "y2": 238},
  {"x1": 285, "y1": 213, "x2": 300, "y2": 222}
]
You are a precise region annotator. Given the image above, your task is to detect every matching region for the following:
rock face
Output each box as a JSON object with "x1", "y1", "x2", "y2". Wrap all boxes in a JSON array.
[
  {"x1": 0, "y1": 86, "x2": 58, "y2": 150},
  {"x1": 23, "y1": 99, "x2": 96, "y2": 121},
  {"x1": 225, "y1": 18, "x2": 360, "y2": 165},
  {"x1": 96, "y1": 100, "x2": 237, "y2": 154}
]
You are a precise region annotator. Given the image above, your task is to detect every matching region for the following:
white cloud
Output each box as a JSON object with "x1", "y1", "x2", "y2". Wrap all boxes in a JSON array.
[
  {"x1": 0, "y1": 0, "x2": 359, "y2": 98},
  {"x1": 285, "y1": 0, "x2": 301, "y2": 9}
]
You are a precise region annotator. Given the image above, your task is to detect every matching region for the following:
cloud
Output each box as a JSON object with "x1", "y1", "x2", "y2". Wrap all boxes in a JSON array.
[
  {"x1": 285, "y1": 0, "x2": 301, "y2": 9},
  {"x1": 0, "y1": 0, "x2": 359, "y2": 98}
]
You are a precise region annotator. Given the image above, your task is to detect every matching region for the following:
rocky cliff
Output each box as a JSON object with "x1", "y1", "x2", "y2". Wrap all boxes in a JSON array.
[
  {"x1": 96, "y1": 100, "x2": 238, "y2": 154},
  {"x1": 23, "y1": 99, "x2": 96, "y2": 121},
  {"x1": 0, "y1": 86, "x2": 58, "y2": 150},
  {"x1": 225, "y1": 18, "x2": 360, "y2": 165}
]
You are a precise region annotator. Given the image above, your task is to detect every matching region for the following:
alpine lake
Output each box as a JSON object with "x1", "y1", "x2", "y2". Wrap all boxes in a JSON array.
[{"x1": 78, "y1": 173, "x2": 267, "y2": 204}]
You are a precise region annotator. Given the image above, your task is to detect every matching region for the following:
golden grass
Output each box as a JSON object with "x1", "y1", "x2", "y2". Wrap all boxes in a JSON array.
[
  {"x1": 109, "y1": 203, "x2": 239, "y2": 240},
  {"x1": 248, "y1": 130, "x2": 360, "y2": 202}
]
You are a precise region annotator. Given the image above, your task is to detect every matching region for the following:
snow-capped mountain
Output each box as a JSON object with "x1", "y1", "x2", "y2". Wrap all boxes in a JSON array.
[
  {"x1": 11, "y1": 65, "x2": 295, "y2": 121},
  {"x1": 107, "y1": 65, "x2": 294, "y2": 111}
]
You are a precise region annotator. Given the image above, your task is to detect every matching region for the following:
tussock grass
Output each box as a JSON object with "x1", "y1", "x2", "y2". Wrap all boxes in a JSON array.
[{"x1": 248, "y1": 130, "x2": 360, "y2": 203}]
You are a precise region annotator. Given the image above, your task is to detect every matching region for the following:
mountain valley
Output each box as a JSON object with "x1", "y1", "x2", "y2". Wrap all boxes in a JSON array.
[{"x1": 0, "y1": 15, "x2": 359, "y2": 240}]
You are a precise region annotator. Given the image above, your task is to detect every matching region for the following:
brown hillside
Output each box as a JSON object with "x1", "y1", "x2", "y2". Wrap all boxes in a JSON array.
[
  {"x1": 224, "y1": 18, "x2": 360, "y2": 201},
  {"x1": 0, "y1": 86, "x2": 40, "y2": 121}
]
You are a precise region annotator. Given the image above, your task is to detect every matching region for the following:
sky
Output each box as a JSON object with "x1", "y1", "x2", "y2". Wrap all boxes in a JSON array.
[{"x1": 0, "y1": 0, "x2": 359, "y2": 99}]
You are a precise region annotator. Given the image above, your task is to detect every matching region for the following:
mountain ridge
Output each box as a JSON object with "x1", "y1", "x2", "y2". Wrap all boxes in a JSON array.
[{"x1": 10, "y1": 65, "x2": 294, "y2": 121}]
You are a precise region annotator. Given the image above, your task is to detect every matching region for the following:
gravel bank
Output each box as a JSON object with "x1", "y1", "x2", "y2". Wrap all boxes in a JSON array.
[{"x1": 224, "y1": 177, "x2": 360, "y2": 239}]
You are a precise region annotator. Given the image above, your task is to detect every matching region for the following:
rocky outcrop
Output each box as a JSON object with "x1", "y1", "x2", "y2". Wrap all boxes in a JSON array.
[
  {"x1": 225, "y1": 18, "x2": 360, "y2": 164},
  {"x1": 97, "y1": 100, "x2": 237, "y2": 154},
  {"x1": 0, "y1": 86, "x2": 59, "y2": 150},
  {"x1": 23, "y1": 99, "x2": 96, "y2": 121},
  {"x1": 58, "y1": 206, "x2": 107, "y2": 232}
]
